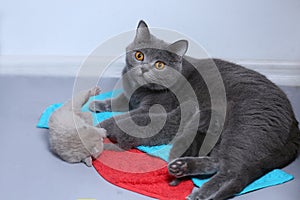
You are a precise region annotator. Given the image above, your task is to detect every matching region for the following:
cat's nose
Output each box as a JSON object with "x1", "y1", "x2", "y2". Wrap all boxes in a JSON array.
[{"x1": 141, "y1": 67, "x2": 149, "y2": 74}]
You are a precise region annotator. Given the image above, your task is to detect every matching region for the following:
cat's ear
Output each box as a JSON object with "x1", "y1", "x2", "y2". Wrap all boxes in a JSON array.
[
  {"x1": 167, "y1": 40, "x2": 188, "y2": 57},
  {"x1": 135, "y1": 20, "x2": 151, "y2": 42}
]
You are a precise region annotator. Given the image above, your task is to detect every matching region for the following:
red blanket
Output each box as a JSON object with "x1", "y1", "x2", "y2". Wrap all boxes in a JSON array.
[{"x1": 93, "y1": 146, "x2": 194, "y2": 200}]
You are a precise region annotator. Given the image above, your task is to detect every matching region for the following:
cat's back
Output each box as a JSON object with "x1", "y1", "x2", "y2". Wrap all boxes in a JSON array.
[
  {"x1": 214, "y1": 59, "x2": 300, "y2": 146},
  {"x1": 185, "y1": 57, "x2": 299, "y2": 141},
  {"x1": 186, "y1": 57, "x2": 291, "y2": 107},
  {"x1": 211, "y1": 59, "x2": 291, "y2": 110},
  {"x1": 213, "y1": 59, "x2": 279, "y2": 91}
]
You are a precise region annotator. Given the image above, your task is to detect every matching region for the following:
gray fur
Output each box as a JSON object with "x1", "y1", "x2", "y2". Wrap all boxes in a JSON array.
[
  {"x1": 49, "y1": 87, "x2": 106, "y2": 167},
  {"x1": 90, "y1": 21, "x2": 300, "y2": 199}
]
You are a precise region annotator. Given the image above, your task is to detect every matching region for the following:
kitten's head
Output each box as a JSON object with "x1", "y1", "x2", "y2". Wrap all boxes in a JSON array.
[{"x1": 125, "y1": 20, "x2": 188, "y2": 90}]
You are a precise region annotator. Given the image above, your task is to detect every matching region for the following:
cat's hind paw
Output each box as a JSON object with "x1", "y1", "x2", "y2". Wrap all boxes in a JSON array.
[{"x1": 168, "y1": 158, "x2": 188, "y2": 177}]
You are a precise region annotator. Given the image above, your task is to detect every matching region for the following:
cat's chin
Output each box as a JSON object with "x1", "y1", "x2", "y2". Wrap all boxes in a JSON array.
[
  {"x1": 134, "y1": 78, "x2": 148, "y2": 87},
  {"x1": 131, "y1": 72, "x2": 170, "y2": 91},
  {"x1": 145, "y1": 83, "x2": 168, "y2": 91}
]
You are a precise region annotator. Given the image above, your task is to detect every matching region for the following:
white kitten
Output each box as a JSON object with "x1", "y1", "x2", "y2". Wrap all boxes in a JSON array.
[{"x1": 48, "y1": 87, "x2": 106, "y2": 167}]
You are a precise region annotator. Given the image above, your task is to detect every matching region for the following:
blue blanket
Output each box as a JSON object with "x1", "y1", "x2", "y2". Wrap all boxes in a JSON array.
[{"x1": 37, "y1": 90, "x2": 294, "y2": 195}]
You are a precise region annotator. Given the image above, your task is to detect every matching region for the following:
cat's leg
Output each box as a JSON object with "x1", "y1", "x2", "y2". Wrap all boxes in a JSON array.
[
  {"x1": 97, "y1": 100, "x2": 198, "y2": 150},
  {"x1": 188, "y1": 129, "x2": 300, "y2": 199},
  {"x1": 167, "y1": 108, "x2": 223, "y2": 186},
  {"x1": 73, "y1": 87, "x2": 101, "y2": 111},
  {"x1": 168, "y1": 108, "x2": 220, "y2": 161},
  {"x1": 89, "y1": 92, "x2": 129, "y2": 113},
  {"x1": 194, "y1": 147, "x2": 300, "y2": 200},
  {"x1": 64, "y1": 87, "x2": 100, "y2": 127},
  {"x1": 97, "y1": 110, "x2": 171, "y2": 150},
  {"x1": 185, "y1": 154, "x2": 271, "y2": 200},
  {"x1": 182, "y1": 111, "x2": 299, "y2": 199},
  {"x1": 64, "y1": 86, "x2": 101, "y2": 111},
  {"x1": 185, "y1": 134, "x2": 299, "y2": 200},
  {"x1": 187, "y1": 171, "x2": 246, "y2": 200}
]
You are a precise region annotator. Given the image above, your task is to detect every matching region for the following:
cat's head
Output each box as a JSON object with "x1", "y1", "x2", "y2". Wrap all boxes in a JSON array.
[{"x1": 125, "y1": 20, "x2": 188, "y2": 90}]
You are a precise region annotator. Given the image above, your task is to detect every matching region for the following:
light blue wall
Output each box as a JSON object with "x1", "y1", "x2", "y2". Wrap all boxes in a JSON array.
[{"x1": 1, "y1": 0, "x2": 300, "y2": 60}]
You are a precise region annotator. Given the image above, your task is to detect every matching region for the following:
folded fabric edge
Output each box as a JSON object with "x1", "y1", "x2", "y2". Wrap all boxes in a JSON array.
[
  {"x1": 36, "y1": 103, "x2": 63, "y2": 128},
  {"x1": 237, "y1": 169, "x2": 294, "y2": 195}
]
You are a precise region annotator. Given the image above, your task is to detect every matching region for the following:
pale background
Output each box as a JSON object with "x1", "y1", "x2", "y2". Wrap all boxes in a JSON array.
[{"x1": 0, "y1": 0, "x2": 300, "y2": 85}]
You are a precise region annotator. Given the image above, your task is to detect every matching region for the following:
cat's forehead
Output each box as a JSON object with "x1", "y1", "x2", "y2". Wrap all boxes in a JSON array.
[
  {"x1": 126, "y1": 35, "x2": 170, "y2": 51},
  {"x1": 128, "y1": 48, "x2": 164, "y2": 54}
]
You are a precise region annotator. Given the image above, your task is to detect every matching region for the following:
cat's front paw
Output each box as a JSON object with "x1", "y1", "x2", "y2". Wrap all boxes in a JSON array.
[{"x1": 89, "y1": 101, "x2": 110, "y2": 113}]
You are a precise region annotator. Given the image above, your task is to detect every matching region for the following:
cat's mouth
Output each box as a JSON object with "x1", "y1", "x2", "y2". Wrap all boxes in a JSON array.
[
  {"x1": 131, "y1": 69, "x2": 150, "y2": 85},
  {"x1": 128, "y1": 68, "x2": 168, "y2": 90}
]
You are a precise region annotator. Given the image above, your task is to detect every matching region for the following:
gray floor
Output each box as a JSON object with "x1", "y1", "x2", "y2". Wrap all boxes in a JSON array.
[{"x1": 0, "y1": 75, "x2": 299, "y2": 200}]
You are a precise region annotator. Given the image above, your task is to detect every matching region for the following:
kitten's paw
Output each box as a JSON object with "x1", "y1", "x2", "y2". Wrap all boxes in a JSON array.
[
  {"x1": 168, "y1": 158, "x2": 188, "y2": 177},
  {"x1": 97, "y1": 127, "x2": 107, "y2": 137},
  {"x1": 97, "y1": 118, "x2": 116, "y2": 140},
  {"x1": 89, "y1": 101, "x2": 110, "y2": 113},
  {"x1": 89, "y1": 86, "x2": 101, "y2": 96}
]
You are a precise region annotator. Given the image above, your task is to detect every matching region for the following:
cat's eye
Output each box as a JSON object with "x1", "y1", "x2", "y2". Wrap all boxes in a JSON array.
[
  {"x1": 154, "y1": 61, "x2": 165, "y2": 70},
  {"x1": 135, "y1": 51, "x2": 144, "y2": 61}
]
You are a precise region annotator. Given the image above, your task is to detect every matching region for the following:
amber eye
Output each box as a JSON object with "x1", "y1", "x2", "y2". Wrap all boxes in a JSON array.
[
  {"x1": 154, "y1": 61, "x2": 165, "y2": 70},
  {"x1": 135, "y1": 51, "x2": 144, "y2": 61}
]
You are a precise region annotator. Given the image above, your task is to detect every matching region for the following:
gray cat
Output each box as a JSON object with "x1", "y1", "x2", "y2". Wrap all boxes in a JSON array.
[
  {"x1": 49, "y1": 87, "x2": 106, "y2": 167},
  {"x1": 89, "y1": 21, "x2": 300, "y2": 199}
]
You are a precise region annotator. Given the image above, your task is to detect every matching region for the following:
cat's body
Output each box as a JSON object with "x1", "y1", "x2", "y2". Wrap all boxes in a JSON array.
[
  {"x1": 49, "y1": 87, "x2": 106, "y2": 167},
  {"x1": 89, "y1": 21, "x2": 300, "y2": 199}
]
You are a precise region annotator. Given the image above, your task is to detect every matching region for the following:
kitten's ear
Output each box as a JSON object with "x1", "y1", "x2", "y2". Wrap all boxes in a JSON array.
[
  {"x1": 135, "y1": 20, "x2": 151, "y2": 42},
  {"x1": 167, "y1": 40, "x2": 188, "y2": 57},
  {"x1": 83, "y1": 157, "x2": 92, "y2": 167}
]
